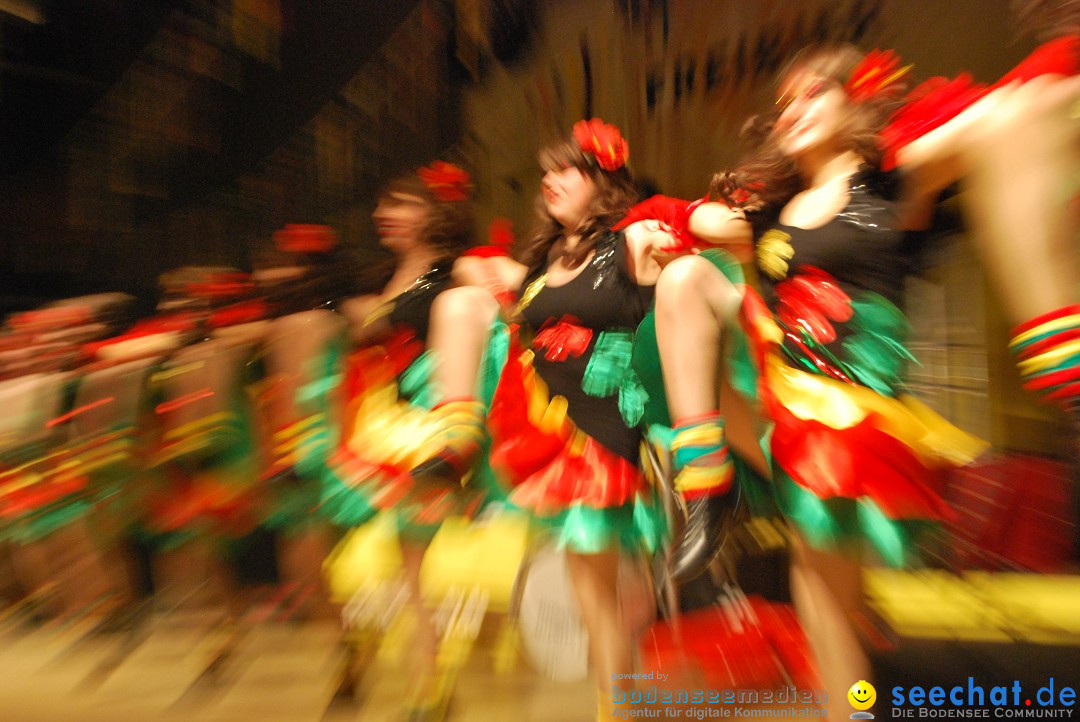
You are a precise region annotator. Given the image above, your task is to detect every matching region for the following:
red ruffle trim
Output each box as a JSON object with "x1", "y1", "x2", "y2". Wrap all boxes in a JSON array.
[
  {"x1": 739, "y1": 288, "x2": 955, "y2": 522},
  {"x1": 994, "y1": 34, "x2": 1080, "y2": 88},
  {"x1": 487, "y1": 330, "x2": 645, "y2": 514},
  {"x1": 768, "y1": 401, "x2": 955, "y2": 521},
  {"x1": 144, "y1": 476, "x2": 262, "y2": 535},
  {"x1": 328, "y1": 446, "x2": 484, "y2": 524},
  {"x1": 613, "y1": 195, "x2": 705, "y2": 253},
  {"x1": 881, "y1": 35, "x2": 1079, "y2": 171},
  {"x1": 0, "y1": 475, "x2": 88, "y2": 519},
  {"x1": 881, "y1": 74, "x2": 988, "y2": 171}
]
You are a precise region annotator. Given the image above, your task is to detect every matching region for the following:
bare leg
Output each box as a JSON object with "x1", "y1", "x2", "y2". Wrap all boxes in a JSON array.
[
  {"x1": 400, "y1": 542, "x2": 440, "y2": 704},
  {"x1": 565, "y1": 549, "x2": 630, "y2": 719},
  {"x1": 962, "y1": 76, "x2": 1079, "y2": 324},
  {"x1": 394, "y1": 287, "x2": 501, "y2": 489},
  {"x1": 655, "y1": 254, "x2": 766, "y2": 580},
  {"x1": 790, "y1": 537, "x2": 870, "y2": 720},
  {"x1": 655, "y1": 255, "x2": 742, "y2": 421},
  {"x1": 657, "y1": 253, "x2": 767, "y2": 470},
  {"x1": 428, "y1": 287, "x2": 501, "y2": 402}
]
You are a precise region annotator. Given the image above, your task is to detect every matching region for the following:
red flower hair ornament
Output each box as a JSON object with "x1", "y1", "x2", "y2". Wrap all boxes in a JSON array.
[
  {"x1": 844, "y1": 49, "x2": 911, "y2": 103},
  {"x1": 273, "y1": 224, "x2": 338, "y2": 253},
  {"x1": 572, "y1": 118, "x2": 630, "y2": 172},
  {"x1": 417, "y1": 161, "x2": 472, "y2": 202}
]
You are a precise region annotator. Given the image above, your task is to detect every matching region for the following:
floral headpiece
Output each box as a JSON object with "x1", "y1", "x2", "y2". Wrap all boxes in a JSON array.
[
  {"x1": 417, "y1": 161, "x2": 471, "y2": 202},
  {"x1": 844, "y1": 49, "x2": 911, "y2": 102},
  {"x1": 572, "y1": 118, "x2": 629, "y2": 172},
  {"x1": 273, "y1": 224, "x2": 338, "y2": 253}
]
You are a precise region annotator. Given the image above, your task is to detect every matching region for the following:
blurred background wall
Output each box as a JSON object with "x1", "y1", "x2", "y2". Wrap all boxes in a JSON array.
[{"x1": 0, "y1": 0, "x2": 1066, "y2": 447}]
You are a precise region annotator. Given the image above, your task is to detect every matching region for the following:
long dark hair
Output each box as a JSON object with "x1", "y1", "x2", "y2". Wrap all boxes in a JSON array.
[
  {"x1": 517, "y1": 136, "x2": 638, "y2": 269},
  {"x1": 1012, "y1": 0, "x2": 1080, "y2": 38},
  {"x1": 381, "y1": 172, "x2": 474, "y2": 257},
  {"x1": 253, "y1": 246, "x2": 359, "y2": 316},
  {"x1": 712, "y1": 45, "x2": 906, "y2": 212}
]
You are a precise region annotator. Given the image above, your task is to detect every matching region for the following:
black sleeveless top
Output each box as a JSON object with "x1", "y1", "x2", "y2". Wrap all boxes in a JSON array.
[
  {"x1": 755, "y1": 172, "x2": 918, "y2": 395},
  {"x1": 518, "y1": 231, "x2": 653, "y2": 462},
  {"x1": 758, "y1": 173, "x2": 909, "y2": 307},
  {"x1": 385, "y1": 260, "x2": 454, "y2": 344}
]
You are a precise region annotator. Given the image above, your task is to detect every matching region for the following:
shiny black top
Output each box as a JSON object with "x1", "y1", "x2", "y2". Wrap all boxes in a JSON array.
[
  {"x1": 386, "y1": 260, "x2": 454, "y2": 344},
  {"x1": 519, "y1": 231, "x2": 653, "y2": 462},
  {"x1": 759, "y1": 171, "x2": 909, "y2": 307}
]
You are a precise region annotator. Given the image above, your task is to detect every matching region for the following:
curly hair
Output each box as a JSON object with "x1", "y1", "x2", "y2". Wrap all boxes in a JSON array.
[
  {"x1": 1012, "y1": 0, "x2": 1080, "y2": 38},
  {"x1": 712, "y1": 45, "x2": 907, "y2": 212},
  {"x1": 517, "y1": 135, "x2": 639, "y2": 270},
  {"x1": 381, "y1": 172, "x2": 474, "y2": 256},
  {"x1": 252, "y1": 246, "x2": 359, "y2": 316}
]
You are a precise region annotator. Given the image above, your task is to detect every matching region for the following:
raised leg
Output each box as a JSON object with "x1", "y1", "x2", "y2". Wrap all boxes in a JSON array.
[
  {"x1": 403, "y1": 288, "x2": 501, "y2": 489},
  {"x1": 655, "y1": 255, "x2": 755, "y2": 581}
]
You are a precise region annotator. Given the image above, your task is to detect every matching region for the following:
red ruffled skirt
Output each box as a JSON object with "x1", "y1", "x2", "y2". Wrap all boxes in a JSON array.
[{"x1": 486, "y1": 330, "x2": 664, "y2": 553}]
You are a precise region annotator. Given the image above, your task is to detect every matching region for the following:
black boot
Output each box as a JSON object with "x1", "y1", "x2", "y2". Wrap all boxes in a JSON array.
[{"x1": 668, "y1": 488, "x2": 742, "y2": 584}]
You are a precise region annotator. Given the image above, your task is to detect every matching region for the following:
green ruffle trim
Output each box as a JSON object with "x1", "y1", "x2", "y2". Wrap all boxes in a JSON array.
[
  {"x1": 1, "y1": 500, "x2": 93, "y2": 544},
  {"x1": 320, "y1": 321, "x2": 512, "y2": 533},
  {"x1": 624, "y1": 247, "x2": 758, "y2": 429},
  {"x1": 521, "y1": 493, "x2": 667, "y2": 555},
  {"x1": 773, "y1": 468, "x2": 932, "y2": 568},
  {"x1": 840, "y1": 293, "x2": 915, "y2": 396},
  {"x1": 627, "y1": 312, "x2": 662, "y2": 428},
  {"x1": 318, "y1": 468, "x2": 378, "y2": 528},
  {"x1": 782, "y1": 291, "x2": 915, "y2": 398},
  {"x1": 583, "y1": 329, "x2": 635, "y2": 398}
]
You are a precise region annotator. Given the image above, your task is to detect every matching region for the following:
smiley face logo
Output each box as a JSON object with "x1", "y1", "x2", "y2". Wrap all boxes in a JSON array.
[{"x1": 848, "y1": 681, "x2": 877, "y2": 711}]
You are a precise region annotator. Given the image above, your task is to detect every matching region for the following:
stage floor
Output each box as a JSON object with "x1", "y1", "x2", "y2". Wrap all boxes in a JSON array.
[{"x1": 0, "y1": 608, "x2": 596, "y2": 722}]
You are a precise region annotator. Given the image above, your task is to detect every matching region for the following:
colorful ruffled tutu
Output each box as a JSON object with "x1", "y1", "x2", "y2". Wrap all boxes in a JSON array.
[
  {"x1": 738, "y1": 268, "x2": 988, "y2": 565},
  {"x1": 320, "y1": 326, "x2": 509, "y2": 540},
  {"x1": 485, "y1": 327, "x2": 665, "y2": 554},
  {"x1": 628, "y1": 245, "x2": 987, "y2": 566}
]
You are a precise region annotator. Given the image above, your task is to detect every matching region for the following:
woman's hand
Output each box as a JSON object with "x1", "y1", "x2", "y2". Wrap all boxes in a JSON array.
[
  {"x1": 452, "y1": 255, "x2": 528, "y2": 308},
  {"x1": 340, "y1": 294, "x2": 391, "y2": 345}
]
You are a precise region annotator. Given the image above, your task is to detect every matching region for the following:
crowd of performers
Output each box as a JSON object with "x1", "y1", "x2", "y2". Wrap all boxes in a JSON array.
[{"x1": 2, "y1": 26, "x2": 1078, "y2": 722}]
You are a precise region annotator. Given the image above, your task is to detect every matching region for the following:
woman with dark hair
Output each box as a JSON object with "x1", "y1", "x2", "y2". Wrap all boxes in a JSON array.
[
  {"x1": 418, "y1": 119, "x2": 681, "y2": 719},
  {"x1": 320, "y1": 162, "x2": 490, "y2": 719},
  {"x1": 649, "y1": 46, "x2": 1000, "y2": 717},
  {"x1": 340, "y1": 163, "x2": 474, "y2": 348}
]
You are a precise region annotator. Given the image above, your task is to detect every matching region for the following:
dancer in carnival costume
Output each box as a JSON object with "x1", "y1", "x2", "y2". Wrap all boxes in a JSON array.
[
  {"x1": 892, "y1": 9, "x2": 1080, "y2": 425},
  {"x1": 322, "y1": 161, "x2": 502, "y2": 720},
  {"x1": 422, "y1": 119, "x2": 688, "y2": 720},
  {"x1": 649, "y1": 45, "x2": 1017, "y2": 719},
  {"x1": 240, "y1": 225, "x2": 356, "y2": 617}
]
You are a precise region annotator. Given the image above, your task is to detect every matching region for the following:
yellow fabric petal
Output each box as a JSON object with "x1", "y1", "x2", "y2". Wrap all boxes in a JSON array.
[
  {"x1": 1009, "y1": 315, "x2": 1080, "y2": 348},
  {"x1": 766, "y1": 355, "x2": 988, "y2": 467},
  {"x1": 1016, "y1": 337, "x2": 1080, "y2": 374}
]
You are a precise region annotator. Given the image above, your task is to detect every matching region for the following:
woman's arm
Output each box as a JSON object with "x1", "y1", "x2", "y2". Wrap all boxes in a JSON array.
[
  {"x1": 340, "y1": 294, "x2": 391, "y2": 345},
  {"x1": 622, "y1": 220, "x2": 675, "y2": 286},
  {"x1": 622, "y1": 200, "x2": 753, "y2": 286},
  {"x1": 451, "y1": 254, "x2": 528, "y2": 302},
  {"x1": 896, "y1": 72, "x2": 1080, "y2": 229},
  {"x1": 894, "y1": 85, "x2": 1015, "y2": 230}
]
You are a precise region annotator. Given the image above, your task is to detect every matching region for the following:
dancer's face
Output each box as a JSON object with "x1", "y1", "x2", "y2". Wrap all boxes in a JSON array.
[
  {"x1": 542, "y1": 165, "x2": 597, "y2": 229},
  {"x1": 373, "y1": 191, "x2": 430, "y2": 252},
  {"x1": 775, "y1": 70, "x2": 848, "y2": 158}
]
